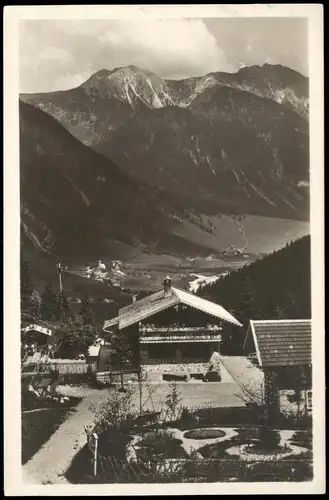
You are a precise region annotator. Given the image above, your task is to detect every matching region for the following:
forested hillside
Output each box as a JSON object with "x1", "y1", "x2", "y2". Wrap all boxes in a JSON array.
[{"x1": 200, "y1": 235, "x2": 311, "y2": 327}]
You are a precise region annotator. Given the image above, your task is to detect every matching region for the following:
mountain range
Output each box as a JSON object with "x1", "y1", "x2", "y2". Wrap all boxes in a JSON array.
[{"x1": 20, "y1": 63, "x2": 310, "y2": 265}]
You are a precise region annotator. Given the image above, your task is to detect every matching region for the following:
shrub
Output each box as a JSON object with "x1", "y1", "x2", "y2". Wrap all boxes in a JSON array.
[
  {"x1": 193, "y1": 406, "x2": 251, "y2": 427},
  {"x1": 258, "y1": 427, "x2": 281, "y2": 451},
  {"x1": 280, "y1": 408, "x2": 312, "y2": 429},
  {"x1": 89, "y1": 386, "x2": 139, "y2": 436},
  {"x1": 58, "y1": 371, "x2": 95, "y2": 386},
  {"x1": 180, "y1": 406, "x2": 199, "y2": 428},
  {"x1": 98, "y1": 434, "x2": 133, "y2": 460},
  {"x1": 163, "y1": 382, "x2": 183, "y2": 422},
  {"x1": 138, "y1": 430, "x2": 183, "y2": 453},
  {"x1": 136, "y1": 429, "x2": 187, "y2": 461}
]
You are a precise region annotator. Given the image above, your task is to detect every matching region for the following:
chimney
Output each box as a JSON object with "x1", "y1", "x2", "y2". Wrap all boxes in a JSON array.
[
  {"x1": 163, "y1": 276, "x2": 172, "y2": 297},
  {"x1": 132, "y1": 295, "x2": 137, "y2": 303}
]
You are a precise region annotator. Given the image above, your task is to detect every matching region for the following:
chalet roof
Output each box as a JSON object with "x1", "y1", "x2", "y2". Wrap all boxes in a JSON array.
[
  {"x1": 247, "y1": 319, "x2": 312, "y2": 368},
  {"x1": 103, "y1": 286, "x2": 242, "y2": 331}
]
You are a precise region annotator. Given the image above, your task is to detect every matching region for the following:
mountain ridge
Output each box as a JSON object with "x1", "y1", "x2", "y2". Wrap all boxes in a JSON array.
[
  {"x1": 20, "y1": 62, "x2": 310, "y2": 272},
  {"x1": 20, "y1": 99, "x2": 189, "y2": 261}
]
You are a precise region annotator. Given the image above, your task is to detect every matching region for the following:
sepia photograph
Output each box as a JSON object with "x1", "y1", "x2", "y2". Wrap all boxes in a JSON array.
[{"x1": 4, "y1": 4, "x2": 325, "y2": 495}]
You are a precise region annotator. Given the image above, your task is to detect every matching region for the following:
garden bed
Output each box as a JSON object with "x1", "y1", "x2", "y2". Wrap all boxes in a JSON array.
[
  {"x1": 184, "y1": 428, "x2": 226, "y2": 440},
  {"x1": 67, "y1": 382, "x2": 313, "y2": 483},
  {"x1": 197, "y1": 427, "x2": 312, "y2": 462},
  {"x1": 22, "y1": 393, "x2": 82, "y2": 412}
]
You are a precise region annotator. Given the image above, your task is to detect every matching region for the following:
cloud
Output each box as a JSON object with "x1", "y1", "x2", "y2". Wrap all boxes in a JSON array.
[
  {"x1": 19, "y1": 19, "x2": 233, "y2": 92},
  {"x1": 19, "y1": 17, "x2": 307, "y2": 93},
  {"x1": 98, "y1": 19, "x2": 233, "y2": 79},
  {"x1": 205, "y1": 17, "x2": 308, "y2": 77}
]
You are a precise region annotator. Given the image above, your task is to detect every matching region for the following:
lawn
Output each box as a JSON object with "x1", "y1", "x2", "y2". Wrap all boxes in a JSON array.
[
  {"x1": 130, "y1": 381, "x2": 245, "y2": 413},
  {"x1": 22, "y1": 397, "x2": 82, "y2": 464}
]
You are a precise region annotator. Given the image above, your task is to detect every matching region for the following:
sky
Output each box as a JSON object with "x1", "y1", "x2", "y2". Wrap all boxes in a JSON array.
[{"x1": 19, "y1": 17, "x2": 308, "y2": 93}]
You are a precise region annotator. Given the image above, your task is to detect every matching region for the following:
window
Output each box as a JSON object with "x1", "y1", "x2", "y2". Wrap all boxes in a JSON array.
[{"x1": 306, "y1": 390, "x2": 312, "y2": 411}]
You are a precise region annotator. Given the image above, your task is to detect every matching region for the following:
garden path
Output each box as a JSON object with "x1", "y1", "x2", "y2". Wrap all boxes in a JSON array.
[
  {"x1": 219, "y1": 356, "x2": 263, "y2": 391},
  {"x1": 23, "y1": 388, "x2": 107, "y2": 485}
]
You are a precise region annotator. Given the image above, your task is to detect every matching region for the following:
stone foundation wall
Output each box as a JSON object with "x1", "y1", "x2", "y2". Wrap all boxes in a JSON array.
[{"x1": 141, "y1": 362, "x2": 210, "y2": 374}]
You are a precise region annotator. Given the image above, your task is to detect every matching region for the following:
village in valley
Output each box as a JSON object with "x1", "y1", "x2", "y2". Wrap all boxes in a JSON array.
[{"x1": 21, "y1": 236, "x2": 313, "y2": 485}]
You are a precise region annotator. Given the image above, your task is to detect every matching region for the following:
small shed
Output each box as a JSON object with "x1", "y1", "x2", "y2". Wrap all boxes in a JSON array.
[
  {"x1": 244, "y1": 319, "x2": 312, "y2": 419},
  {"x1": 22, "y1": 323, "x2": 53, "y2": 346},
  {"x1": 87, "y1": 344, "x2": 101, "y2": 365}
]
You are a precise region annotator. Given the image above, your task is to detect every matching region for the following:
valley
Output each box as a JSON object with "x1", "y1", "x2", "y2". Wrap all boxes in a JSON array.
[{"x1": 23, "y1": 208, "x2": 309, "y2": 331}]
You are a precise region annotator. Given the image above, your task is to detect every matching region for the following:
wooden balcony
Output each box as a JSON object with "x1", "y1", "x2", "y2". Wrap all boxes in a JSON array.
[{"x1": 139, "y1": 325, "x2": 222, "y2": 343}]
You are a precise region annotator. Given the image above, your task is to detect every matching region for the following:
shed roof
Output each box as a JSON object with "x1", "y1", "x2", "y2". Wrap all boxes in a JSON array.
[
  {"x1": 88, "y1": 345, "x2": 101, "y2": 357},
  {"x1": 22, "y1": 324, "x2": 53, "y2": 336},
  {"x1": 104, "y1": 286, "x2": 242, "y2": 331},
  {"x1": 247, "y1": 319, "x2": 312, "y2": 368}
]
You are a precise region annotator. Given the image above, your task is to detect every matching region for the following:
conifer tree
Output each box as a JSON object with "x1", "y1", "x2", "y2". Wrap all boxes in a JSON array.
[
  {"x1": 284, "y1": 292, "x2": 300, "y2": 319},
  {"x1": 21, "y1": 258, "x2": 33, "y2": 311},
  {"x1": 80, "y1": 296, "x2": 94, "y2": 325},
  {"x1": 55, "y1": 317, "x2": 96, "y2": 359},
  {"x1": 110, "y1": 330, "x2": 134, "y2": 369},
  {"x1": 41, "y1": 283, "x2": 60, "y2": 320},
  {"x1": 273, "y1": 303, "x2": 286, "y2": 319},
  {"x1": 56, "y1": 291, "x2": 71, "y2": 321},
  {"x1": 239, "y1": 276, "x2": 262, "y2": 324},
  {"x1": 29, "y1": 288, "x2": 42, "y2": 319}
]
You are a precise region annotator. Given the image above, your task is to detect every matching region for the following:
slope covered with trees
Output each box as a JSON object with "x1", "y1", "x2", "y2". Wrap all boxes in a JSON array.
[{"x1": 200, "y1": 235, "x2": 311, "y2": 328}]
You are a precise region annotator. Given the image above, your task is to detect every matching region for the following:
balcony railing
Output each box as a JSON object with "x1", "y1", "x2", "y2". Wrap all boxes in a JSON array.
[{"x1": 140, "y1": 325, "x2": 222, "y2": 335}]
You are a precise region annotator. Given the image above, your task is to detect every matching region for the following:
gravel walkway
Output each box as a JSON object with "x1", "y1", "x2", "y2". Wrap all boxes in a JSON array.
[{"x1": 219, "y1": 356, "x2": 264, "y2": 390}]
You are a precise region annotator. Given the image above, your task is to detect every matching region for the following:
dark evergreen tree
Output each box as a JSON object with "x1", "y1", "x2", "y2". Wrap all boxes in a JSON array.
[
  {"x1": 273, "y1": 303, "x2": 286, "y2": 319},
  {"x1": 55, "y1": 317, "x2": 96, "y2": 359},
  {"x1": 283, "y1": 292, "x2": 300, "y2": 319},
  {"x1": 200, "y1": 235, "x2": 310, "y2": 326},
  {"x1": 29, "y1": 288, "x2": 42, "y2": 319},
  {"x1": 110, "y1": 330, "x2": 134, "y2": 369},
  {"x1": 21, "y1": 258, "x2": 33, "y2": 311},
  {"x1": 56, "y1": 291, "x2": 71, "y2": 321},
  {"x1": 40, "y1": 283, "x2": 60, "y2": 320},
  {"x1": 80, "y1": 296, "x2": 94, "y2": 325},
  {"x1": 239, "y1": 275, "x2": 262, "y2": 324}
]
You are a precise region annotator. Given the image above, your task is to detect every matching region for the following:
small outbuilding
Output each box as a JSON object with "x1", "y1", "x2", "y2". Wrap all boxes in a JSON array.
[{"x1": 244, "y1": 319, "x2": 312, "y2": 420}]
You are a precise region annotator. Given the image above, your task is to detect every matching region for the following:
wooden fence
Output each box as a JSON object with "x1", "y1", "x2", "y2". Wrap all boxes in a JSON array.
[
  {"x1": 22, "y1": 361, "x2": 97, "y2": 375},
  {"x1": 90, "y1": 453, "x2": 313, "y2": 483}
]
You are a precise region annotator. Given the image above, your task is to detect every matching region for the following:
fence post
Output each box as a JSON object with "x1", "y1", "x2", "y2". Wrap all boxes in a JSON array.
[
  {"x1": 138, "y1": 370, "x2": 142, "y2": 416},
  {"x1": 93, "y1": 432, "x2": 99, "y2": 476}
]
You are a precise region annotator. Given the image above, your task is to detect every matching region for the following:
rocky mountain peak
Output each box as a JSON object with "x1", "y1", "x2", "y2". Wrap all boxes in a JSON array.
[{"x1": 81, "y1": 64, "x2": 177, "y2": 109}]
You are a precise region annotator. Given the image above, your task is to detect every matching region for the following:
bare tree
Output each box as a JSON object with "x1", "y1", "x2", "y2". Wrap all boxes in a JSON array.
[{"x1": 234, "y1": 379, "x2": 265, "y2": 406}]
